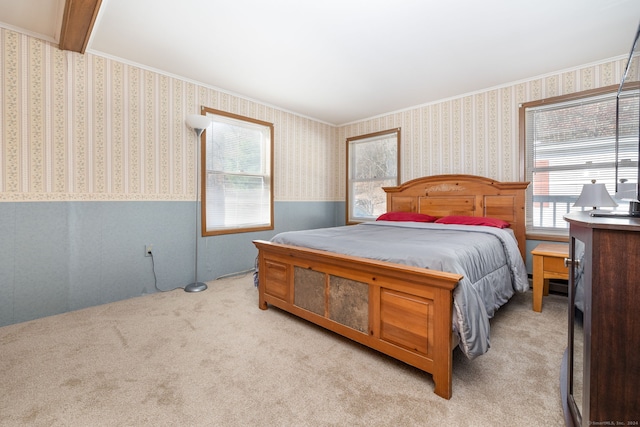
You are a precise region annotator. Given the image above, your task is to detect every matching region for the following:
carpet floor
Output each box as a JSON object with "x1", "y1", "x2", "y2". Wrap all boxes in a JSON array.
[{"x1": 0, "y1": 273, "x2": 567, "y2": 426}]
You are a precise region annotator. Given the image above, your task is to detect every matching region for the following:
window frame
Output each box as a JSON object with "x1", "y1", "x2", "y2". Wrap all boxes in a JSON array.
[
  {"x1": 346, "y1": 128, "x2": 401, "y2": 224},
  {"x1": 519, "y1": 85, "x2": 622, "y2": 241},
  {"x1": 201, "y1": 107, "x2": 274, "y2": 236}
]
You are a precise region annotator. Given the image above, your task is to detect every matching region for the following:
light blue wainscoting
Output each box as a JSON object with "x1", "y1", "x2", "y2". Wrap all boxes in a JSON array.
[{"x1": 0, "y1": 200, "x2": 344, "y2": 327}]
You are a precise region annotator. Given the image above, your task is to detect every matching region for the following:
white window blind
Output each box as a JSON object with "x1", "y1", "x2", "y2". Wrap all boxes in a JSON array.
[
  {"x1": 524, "y1": 90, "x2": 639, "y2": 235},
  {"x1": 203, "y1": 111, "x2": 273, "y2": 235}
]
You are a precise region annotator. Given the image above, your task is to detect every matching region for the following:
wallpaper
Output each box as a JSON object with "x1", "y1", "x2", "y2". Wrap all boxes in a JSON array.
[
  {"x1": 338, "y1": 59, "x2": 627, "y2": 193},
  {"x1": 0, "y1": 27, "x2": 628, "y2": 203},
  {"x1": 0, "y1": 28, "x2": 338, "y2": 202}
]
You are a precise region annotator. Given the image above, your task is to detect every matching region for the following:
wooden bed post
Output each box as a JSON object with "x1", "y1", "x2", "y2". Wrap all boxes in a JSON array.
[{"x1": 432, "y1": 286, "x2": 454, "y2": 399}]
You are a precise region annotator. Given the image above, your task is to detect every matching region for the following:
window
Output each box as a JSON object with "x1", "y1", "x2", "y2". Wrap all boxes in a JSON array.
[
  {"x1": 347, "y1": 129, "x2": 400, "y2": 223},
  {"x1": 522, "y1": 85, "x2": 638, "y2": 237},
  {"x1": 202, "y1": 108, "x2": 274, "y2": 235}
]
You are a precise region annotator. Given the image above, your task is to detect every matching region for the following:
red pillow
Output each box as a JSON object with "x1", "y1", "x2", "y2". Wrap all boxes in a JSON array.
[
  {"x1": 376, "y1": 211, "x2": 437, "y2": 223},
  {"x1": 434, "y1": 215, "x2": 510, "y2": 228}
]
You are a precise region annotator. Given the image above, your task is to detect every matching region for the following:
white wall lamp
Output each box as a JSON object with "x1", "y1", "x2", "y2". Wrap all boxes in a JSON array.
[
  {"x1": 573, "y1": 179, "x2": 618, "y2": 211},
  {"x1": 185, "y1": 113, "x2": 213, "y2": 292}
]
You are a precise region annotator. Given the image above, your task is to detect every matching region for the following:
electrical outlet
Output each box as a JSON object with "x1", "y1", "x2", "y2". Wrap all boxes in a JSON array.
[{"x1": 145, "y1": 244, "x2": 153, "y2": 257}]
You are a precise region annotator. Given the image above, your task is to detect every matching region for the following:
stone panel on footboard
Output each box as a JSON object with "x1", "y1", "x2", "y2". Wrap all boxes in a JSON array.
[{"x1": 328, "y1": 276, "x2": 369, "y2": 333}]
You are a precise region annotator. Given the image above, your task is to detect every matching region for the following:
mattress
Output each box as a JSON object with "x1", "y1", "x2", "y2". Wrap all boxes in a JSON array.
[{"x1": 270, "y1": 220, "x2": 529, "y2": 359}]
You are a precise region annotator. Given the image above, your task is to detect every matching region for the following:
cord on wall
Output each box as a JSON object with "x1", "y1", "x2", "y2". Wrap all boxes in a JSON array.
[
  {"x1": 149, "y1": 251, "x2": 183, "y2": 293},
  {"x1": 148, "y1": 248, "x2": 254, "y2": 292},
  {"x1": 215, "y1": 268, "x2": 255, "y2": 280}
]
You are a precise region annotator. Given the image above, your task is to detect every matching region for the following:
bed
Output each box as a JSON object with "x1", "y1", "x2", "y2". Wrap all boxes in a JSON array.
[{"x1": 253, "y1": 174, "x2": 530, "y2": 399}]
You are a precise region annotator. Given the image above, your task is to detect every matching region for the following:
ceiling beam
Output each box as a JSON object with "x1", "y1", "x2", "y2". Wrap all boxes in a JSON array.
[{"x1": 58, "y1": 0, "x2": 102, "y2": 53}]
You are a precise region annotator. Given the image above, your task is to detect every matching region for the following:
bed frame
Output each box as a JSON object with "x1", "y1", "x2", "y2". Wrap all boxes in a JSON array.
[{"x1": 253, "y1": 174, "x2": 529, "y2": 399}]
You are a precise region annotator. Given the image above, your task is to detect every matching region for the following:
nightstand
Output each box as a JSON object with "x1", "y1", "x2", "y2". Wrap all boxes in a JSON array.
[{"x1": 531, "y1": 243, "x2": 569, "y2": 312}]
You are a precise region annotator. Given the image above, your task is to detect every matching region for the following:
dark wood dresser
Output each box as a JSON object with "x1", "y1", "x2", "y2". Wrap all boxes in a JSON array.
[{"x1": 561, "y1": 212, "x2": 640, "y2": 427}]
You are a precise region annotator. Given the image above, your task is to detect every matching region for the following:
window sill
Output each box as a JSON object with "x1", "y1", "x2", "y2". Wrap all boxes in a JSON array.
[{"x1": 526, "y1": 232, "x2": 569, "y2": 243}]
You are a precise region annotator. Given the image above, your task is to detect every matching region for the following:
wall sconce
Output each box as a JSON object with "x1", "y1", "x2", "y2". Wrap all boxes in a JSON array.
[
  {"x1": 574, "y1": 179, "x2": 618, "y2": 211},
  {"x1": 184, "y1": 113, "x2": 213, "y2": 292}
]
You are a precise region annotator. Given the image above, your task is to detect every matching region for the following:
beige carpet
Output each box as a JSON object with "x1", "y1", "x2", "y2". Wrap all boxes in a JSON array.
[{"x1": 0, "y1": 273, "x2": 566, "y2": 426}]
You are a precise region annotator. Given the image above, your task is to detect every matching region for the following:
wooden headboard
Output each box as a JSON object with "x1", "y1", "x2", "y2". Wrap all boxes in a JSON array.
[{"x1": 383, "y1": 174, "x2": 530, "y2": 259}]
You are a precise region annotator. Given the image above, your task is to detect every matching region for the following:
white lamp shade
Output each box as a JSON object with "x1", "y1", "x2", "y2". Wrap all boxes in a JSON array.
[
  {"x1": 574, "y1": 182, "x2": 618, "y2": 209},
  {"x1": 186, "y1": 114, "x2": 212, "y2": 133}
]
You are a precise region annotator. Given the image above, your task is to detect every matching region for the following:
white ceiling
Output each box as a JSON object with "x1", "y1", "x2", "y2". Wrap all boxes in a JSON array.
[{"x1": 1, "y1": 0, "x2": 639, "y2": 125}]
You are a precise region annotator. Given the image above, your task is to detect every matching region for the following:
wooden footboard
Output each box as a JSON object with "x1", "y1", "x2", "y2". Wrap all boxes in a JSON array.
[{"x1": 253, "y1": 239, "x2": 462, "y2": 399}]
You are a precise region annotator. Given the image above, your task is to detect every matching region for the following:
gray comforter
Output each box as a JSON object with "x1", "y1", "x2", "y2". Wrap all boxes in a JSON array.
[{"x1": 270, "y1": 221, "x2": 529, "y2": 360}]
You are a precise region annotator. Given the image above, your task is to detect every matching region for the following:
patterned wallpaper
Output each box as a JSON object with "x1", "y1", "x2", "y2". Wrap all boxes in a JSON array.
[
  {"x1": 338, "y1": 59, "x2": 627, "y2": 193},
  {"x1": 0, "y1": 27, "x2": 628, "y2": 202},
  {"x1": 0, "y1": 28, "x2": 338, "y2": 202}
]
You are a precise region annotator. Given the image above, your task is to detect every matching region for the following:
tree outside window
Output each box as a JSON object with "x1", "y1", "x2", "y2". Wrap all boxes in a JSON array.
[{"x1": 347, "y1": 129, "x2": 400, "y2": 223}]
